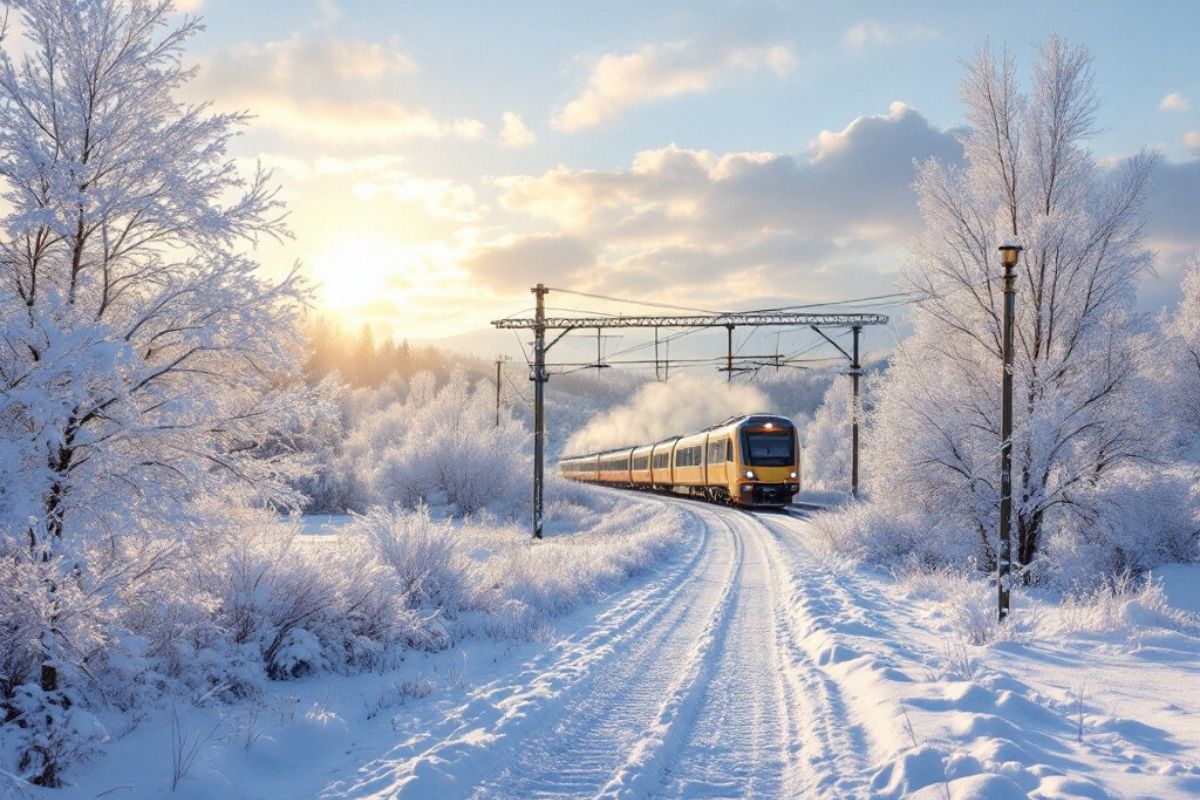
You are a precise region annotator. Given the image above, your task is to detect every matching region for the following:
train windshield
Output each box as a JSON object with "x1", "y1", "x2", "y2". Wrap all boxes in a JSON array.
[{"x1": 742, "y1": 428, "x2": 795, "y2": 466}]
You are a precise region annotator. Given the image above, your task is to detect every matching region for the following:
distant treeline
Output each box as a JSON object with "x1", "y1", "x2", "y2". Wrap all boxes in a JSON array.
[{"x1": 303, "y1": 317, "x2": 490, "y2": 388}]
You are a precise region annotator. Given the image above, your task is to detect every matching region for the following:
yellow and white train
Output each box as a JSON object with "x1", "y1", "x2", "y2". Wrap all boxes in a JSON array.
[{"x1": 559, "y1": 414, "x2": 800, "y2": 507}]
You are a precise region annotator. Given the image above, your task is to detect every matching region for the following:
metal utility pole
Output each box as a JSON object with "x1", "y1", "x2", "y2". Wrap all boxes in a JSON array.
[
  {"x1": 810, "y1": 323, "x2": 871, "y2": 499},
  {"x1": 654, "y1": 328, "x2": 661, "y2": 380},
  {"x1": 495, "y1": 357, "x2": 503, "y2": 427},
  {"x1": 850, "y1": 325, "x2": 861, "y2": 499},
  {"x1": 725, "y1": 325, "x2": 735, "y2": 382},
  {"x1": 531, "y1": 284, "x2": 548, "y2": 540},
  {"x1": 997, "y1": 244, "x2": 1022, "y2": 622}
]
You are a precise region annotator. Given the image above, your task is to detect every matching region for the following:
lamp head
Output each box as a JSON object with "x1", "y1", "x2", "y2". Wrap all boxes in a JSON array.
[{"x1": 998, "y1": 245, "x2": 1023, "y2": 268}]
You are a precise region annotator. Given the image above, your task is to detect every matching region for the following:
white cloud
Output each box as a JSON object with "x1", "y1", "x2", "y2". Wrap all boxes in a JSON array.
[
  {"x1": 1184, "y1": 131, "x2": 1200, "y2": 155},
  {"x1": 352, "y1": 174, "x2": 481, "y2": 222},
  {"x1": 499, "y1": 112, "x2": 537, "y2": 148},
  {"x1": 1160, "y1": 92, "x2": 1190, "y2": 112},
  {"x1": 493, "y1": 104, "x2": 963, "y2": 298},
  {"x1": 191, "y1": 33, "x2": 485, "y2": 144},
  {"x1": 244, "y1": 154, "x2": 409, "y2": 183},
  {"x1": 463, "y1": 234, "x2": 595, "y2": 287},
  {"x1": 843, "y1": 21, "x2": 938, "y2": 52},
  {"x1": 552, "y1": 40, "x2": 796, "y2": 132}
]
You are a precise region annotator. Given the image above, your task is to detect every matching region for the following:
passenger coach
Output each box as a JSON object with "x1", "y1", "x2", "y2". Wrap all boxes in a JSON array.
[{"x1": 558, "y1": 414, "x2": 800, "y2": 508}]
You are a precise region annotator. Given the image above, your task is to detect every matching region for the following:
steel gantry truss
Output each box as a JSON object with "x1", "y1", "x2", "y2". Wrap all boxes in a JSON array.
[{"x1": 492, "y1": 284, "x2": 889, "y2": 538}]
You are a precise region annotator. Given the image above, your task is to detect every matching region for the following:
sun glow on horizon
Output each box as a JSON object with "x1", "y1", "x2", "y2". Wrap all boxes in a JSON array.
[{"x1": 308, "y1": 233, "x2": 488, "y2": 339}]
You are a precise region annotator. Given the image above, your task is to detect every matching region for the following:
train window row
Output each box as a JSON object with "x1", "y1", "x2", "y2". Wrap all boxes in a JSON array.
[{"x1": 565, "y1": 438, "x2": 735, "y2": 474}]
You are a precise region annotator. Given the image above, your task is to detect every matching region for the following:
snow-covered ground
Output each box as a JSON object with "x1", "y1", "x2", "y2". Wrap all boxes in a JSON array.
[{"x1": 24, "y1": 494, "x2": 1199, "y2": 799}]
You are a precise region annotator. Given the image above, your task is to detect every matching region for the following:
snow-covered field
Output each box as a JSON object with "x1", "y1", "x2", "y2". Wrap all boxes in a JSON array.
[{"x1": 26, "y1": 493, "x2": 1197, "y2": 799}]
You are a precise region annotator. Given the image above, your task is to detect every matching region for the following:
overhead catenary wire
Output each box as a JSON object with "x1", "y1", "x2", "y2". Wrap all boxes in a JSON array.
[{"x1": 546, "y1": 286, "x2": 727, "y2": 315}]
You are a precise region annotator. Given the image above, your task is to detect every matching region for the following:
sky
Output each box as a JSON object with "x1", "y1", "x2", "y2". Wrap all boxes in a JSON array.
[{"x1": 172, "y1": 0, "x2": 1199, "y2": 360}]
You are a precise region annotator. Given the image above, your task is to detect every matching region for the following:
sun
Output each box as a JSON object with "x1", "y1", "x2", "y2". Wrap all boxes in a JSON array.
[
  {"x1": 310, "y1": 234, "x2": 397, "y2": 315},
  {"x1": 307, "y1": 234, "x2": 476, "y2": 336}
]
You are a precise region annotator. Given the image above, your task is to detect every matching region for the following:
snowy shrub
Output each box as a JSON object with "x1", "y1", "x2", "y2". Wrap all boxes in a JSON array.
[
  {"x1": 1041, "y1": 465, "x2": 1200, "y2": 589},
  {"x1": 342, "y1": 373, "x2": 529, "y2": 516},
  {"x1": 347, "y1": 506, "x2": 472, "y2": 614},
  {"x1": 1, "y1": 684, "x2": 106, "y2": 788},
  {"x1": 808, "y1": 503, "x2": 976, "y2": 567},
  {"x1": 801, "y1": 378, "x2": 852, "y2": 493},
  {"x1": 1047, "y1": 572, "x2": 1200, "y2": 639},
  {"x1": 469, "y1": 501, "x2": 687, "y2": 639},
  {"x1": 800, "y1": 372, "x2": 882, "y2": 494}
]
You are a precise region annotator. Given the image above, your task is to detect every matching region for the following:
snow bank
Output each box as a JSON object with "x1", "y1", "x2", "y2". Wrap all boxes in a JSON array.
[{"x1": 0, "y1": 487, "x2": 686, "y2": 789}]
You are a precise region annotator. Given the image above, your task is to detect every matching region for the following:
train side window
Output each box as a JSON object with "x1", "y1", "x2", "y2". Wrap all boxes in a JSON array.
[{"x1": 726, "y1": 440, "x2": 733, "y2": 461}]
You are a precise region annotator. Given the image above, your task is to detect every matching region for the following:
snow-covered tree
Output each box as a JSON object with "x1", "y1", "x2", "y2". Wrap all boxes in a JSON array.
[
  {"x1": 0, "y1": 1, "x2": 312, "y2": 782},
  {"x1": 801, "y1": 378, "x2": 852, "y2": 492},
  {"x1": 1159, "y1": 257, "x2": 1200, "y2": 457},
  {"x1": 868, "y1": 37, "x2": 1158, "y2": 577}
]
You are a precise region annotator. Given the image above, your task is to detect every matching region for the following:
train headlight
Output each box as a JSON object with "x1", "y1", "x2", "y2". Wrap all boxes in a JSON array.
[
  {"x1": 744, "y1": 470, "x2": 756, "y2": 480},
  {"x1": 790, "y1": 471, "x2": 797, "y2": 479}
]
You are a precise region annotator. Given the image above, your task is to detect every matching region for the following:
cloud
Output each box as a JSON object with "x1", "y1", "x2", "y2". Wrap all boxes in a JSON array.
[
  {"x1": 552, "y1": 40, "x2": 796, "y2": 132},
  {"x1": 503, "y1": 103, "x2": 960, "y2": 245},
  {"x1": 1160, "y1": 92, "x2": 1190, "y2": 112},
  {"x1": 500, "y1": 112, "x2": 537, "y2": 148},
  {"x1": 1184, "y1": 132, "x2": 1200, "y2": 155},
  {"x1": 352, "y1": 174, "x2": 482, "y2": 221},
  {"x1": 191, "y1": 33, "x2": 484, "y2": 143},
  {"x1": 244, "y1": 154, "x2": 409, "y2": 183},
  {"x1": 495, "y1": 103, "x2": 962, "y2": 299},
  {"x1": 463, "y1": 234, "x2": 595, "y2": 288},
  {"x1": 843, "y1": 21, "x2": 938, "y2": 52}
]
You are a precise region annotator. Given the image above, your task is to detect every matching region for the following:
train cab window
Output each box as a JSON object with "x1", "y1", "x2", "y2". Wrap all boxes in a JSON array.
[
  {"x1": 726, "y1": 440, "x2": 734, "y2": 461},
  {"x1": 741, "y1": 428, "x2": 795, "y2": 466}
]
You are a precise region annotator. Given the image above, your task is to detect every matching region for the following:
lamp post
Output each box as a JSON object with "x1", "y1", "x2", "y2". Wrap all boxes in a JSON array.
[{"x1": 997, "y1": 243, "x2": 1022, "y2": 622}]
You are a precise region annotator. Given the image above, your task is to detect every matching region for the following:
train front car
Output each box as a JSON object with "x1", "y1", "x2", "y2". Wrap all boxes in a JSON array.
[{"x1": 729, "y1": 415, "x2": 800, "y2": 507}]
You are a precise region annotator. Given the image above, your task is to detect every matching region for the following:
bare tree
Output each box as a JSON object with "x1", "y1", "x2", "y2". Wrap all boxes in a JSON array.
[{"x1": 868, "y1": 36, "x2": 1157, "y2": 575}]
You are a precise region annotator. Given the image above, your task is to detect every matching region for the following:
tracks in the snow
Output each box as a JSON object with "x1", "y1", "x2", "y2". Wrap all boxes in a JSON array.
[{"x1": 325, "y1": 496, "x2": 880, "y2": 800}]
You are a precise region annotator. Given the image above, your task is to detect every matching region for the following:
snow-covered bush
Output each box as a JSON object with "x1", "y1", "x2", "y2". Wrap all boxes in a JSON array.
[
  {"x1": 1046, "y1": 571, "x2": 1200, "y2": 639},
  {"x1": 1040, "y1": 465, "x2": 1200, "y2": 589},
  {"x1": 808, "y1": 503, "x2": 976, "y2": 568},
  {"x1": 347, "y1": 505, "x2": 472, "y2": 613},
  {"x1": 343, "y1": 373, "x2": 529, "y2": 516}
]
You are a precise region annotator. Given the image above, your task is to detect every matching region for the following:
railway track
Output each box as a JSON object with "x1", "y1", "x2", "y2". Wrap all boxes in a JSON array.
[{"x1": 326, "y1": 493, "x2": 877, "y2": 799}]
